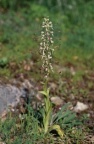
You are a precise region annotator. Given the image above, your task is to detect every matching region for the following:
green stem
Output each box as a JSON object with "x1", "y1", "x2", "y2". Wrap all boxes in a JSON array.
[{"x1": 43, "y1": 80, "x2": 52, "y2": 134}]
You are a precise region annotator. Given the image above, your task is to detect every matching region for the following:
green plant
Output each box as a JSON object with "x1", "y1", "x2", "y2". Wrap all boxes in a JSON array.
[
  {"x1": 40, "y1": 87, "x2": 64, "y2": 137},
  {"x1": 38, "y1": 17, "x2": 64, "y2": 137},
  {"x1": 0, "y1": 57, "x2": 8, "y2": 67},
  {"x1": 38, "y1": 17, "x2": 81, "y2": 139}
]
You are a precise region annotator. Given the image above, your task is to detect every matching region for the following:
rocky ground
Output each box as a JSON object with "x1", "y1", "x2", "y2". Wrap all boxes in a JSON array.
[{"x1": 0, "y1": 60, "x2": 94, "y2": 143}]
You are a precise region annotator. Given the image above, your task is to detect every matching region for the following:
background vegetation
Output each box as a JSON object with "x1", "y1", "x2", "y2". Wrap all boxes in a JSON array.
[
  {"x1": 0, "y1": 0, "x2": 94, "y2": 78},
  {"x1": 0, "y1": 0, "x2": 94, "y2": 66}
]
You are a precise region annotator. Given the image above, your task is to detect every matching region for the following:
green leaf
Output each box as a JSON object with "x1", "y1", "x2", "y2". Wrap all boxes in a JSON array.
[
  {"x1": 62, "y1": 113, "x2": 76, "y2": 124},
  {"x1": 40, "y1": 91, "x2": 47, "y2": 96},
  {"x1": 49, "y1": 125, "x2": 64, "y2": 138},
  {"x1": 40, "y1": 88, "x2": 50, "y2": 97},
  {"x1": 52, "y1": 103, "x2": 71, "y2": 123},
  {"x1": 55, "y1": 110, "x2": 74, "y2": 122}
]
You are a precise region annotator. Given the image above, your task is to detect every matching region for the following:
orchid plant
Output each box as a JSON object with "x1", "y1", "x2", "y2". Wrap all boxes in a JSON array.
[{"x1": 39, "y1": 18, "x2": 64, "y2": 137}]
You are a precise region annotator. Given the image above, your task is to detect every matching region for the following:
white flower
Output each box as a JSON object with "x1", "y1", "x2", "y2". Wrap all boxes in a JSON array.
[{"x1": 40, "y1": 18, "x2": 54, "y2": 78}]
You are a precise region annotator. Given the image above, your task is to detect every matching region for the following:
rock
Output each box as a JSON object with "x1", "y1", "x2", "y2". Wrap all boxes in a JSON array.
[
  {"x1": 51, "y1": 96, "x2": 63, "y2": 106},
  {"x1": 0, "y1": 83, "x2": 31, "y2": 118},
  {"x1": 0, "y1": 79, "x2": 40, "y2": 119},
  {"x1": 0, "y1": 84, "x2": 21, "y2": 115},
  {"x1": 74, "y1": 101, "x2": 88, "y2": 112}
]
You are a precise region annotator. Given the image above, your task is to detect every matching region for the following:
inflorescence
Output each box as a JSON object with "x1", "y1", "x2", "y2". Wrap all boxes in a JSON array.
[{"x1": 40, "y1": 18, "x2": 54, "y2": 78}]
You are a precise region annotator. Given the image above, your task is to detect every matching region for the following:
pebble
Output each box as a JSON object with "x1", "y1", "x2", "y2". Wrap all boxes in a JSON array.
[
  {"x1": 51, "y1": 96, "x2": 63, "y2": 106},
  {"x1": 74, "y1": 101, "x2": 88, "y2": 112}
]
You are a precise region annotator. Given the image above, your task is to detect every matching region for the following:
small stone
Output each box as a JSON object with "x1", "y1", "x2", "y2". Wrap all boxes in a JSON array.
[
  {"x1": 24, "y1": 64, "x2": 31, "y2": 71},
  {"x1": 70, "y1": 94, "x2": 75, "y2": 100},
  {"x1": 22, "y1": 79, "x2": 34, "y2": 89},
  {"x1": 74, "y1": 101, "x2": 88, "y2": 112},
  {"x1": 49, "y1": 82, "x2": 57, "y2": 90},
  {"x1": 51, "y1": 96, "x2": 63, "y2": 106},
  {"x1": 90, "y1": 136, "x2": 94, "y2": 143}
]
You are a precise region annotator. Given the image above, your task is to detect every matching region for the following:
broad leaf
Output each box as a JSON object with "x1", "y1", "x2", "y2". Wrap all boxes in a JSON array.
[{"x1": 49, "y1": 125, "x2": 64, "y2": 138}]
